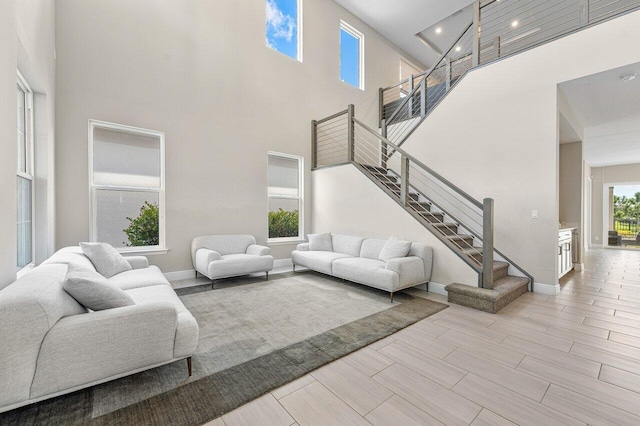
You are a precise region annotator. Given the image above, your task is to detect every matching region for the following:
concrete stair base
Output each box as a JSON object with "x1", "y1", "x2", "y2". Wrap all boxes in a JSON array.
[{"x1": 445, "y1": 276, "x2": 529, "y2": 313}]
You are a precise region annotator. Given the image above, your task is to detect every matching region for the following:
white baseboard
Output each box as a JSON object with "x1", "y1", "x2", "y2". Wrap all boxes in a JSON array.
[
  {"x1": 274, "y1": 258, "x2": 293, "y2": 269},
  {"x1": 164, "y1": 269, "x2": 195, "y2": 281},
  {"x1": 533, "y1": 282, "x2": 560, "y2": 295},
  {"x1": 427, "y1": 282, "x2": 447, "y2": 296},
  {"x1": 573, "y1": 263, "x2": 584, "y2": 271},
  {"x1": 590, "y1": 244, "x2": 603, "y2": 248}
]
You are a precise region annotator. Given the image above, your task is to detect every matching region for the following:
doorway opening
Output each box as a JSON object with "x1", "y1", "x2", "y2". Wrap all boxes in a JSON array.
[{"x1": 608, "y1": 184, "x2": 640, "y2": 249}]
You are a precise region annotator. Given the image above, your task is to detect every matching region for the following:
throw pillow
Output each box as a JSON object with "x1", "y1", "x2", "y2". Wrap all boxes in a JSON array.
[
  {"x1": 63, "y1": 263, "x2": 135, "y2": 311},
  {"x1": 379, "y1": 236, "x2": 411, "y2": 262},
  {"x1": 80, "y1": 242, "x2": 132, "y2": 278},
  {"x1": 308, "y1": 233, "x2": 333, "y2": 251}
]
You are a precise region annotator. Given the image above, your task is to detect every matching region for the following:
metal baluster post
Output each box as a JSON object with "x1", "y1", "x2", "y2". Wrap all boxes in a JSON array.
[
  {"x1": 311, "y1": 119, "x2": 318, "y2": 169},
  {"x1": 472, "y1": 1, "x2": 481, "y2": 67},
  {"x1": 400, "y1": 156, "x2": 409, "y2": 206},
  {"x1": 378, "y1": 87, "x2": 384, "y2": 128},
  {"x1": 445, "y1": 58, "x2": 451, "y2": 92},
  {"x1": 420, "y1": 78, "x2": 426, "y2": 117},
  {"x1": 482, "y1": 198, "x2": 494, "y2": 289},
  {"x1": 347, "y1": 104, "x2": 355, "y2": 163},
  {"x1": 381, "y1": 119, "x2": 388, "y2": 169},
  {"x1": 578, "y1": 0, "x2": 589, "y2": 26},
  {"x1": 407, "y1": 76, "x2": 413, "y2": 119}
]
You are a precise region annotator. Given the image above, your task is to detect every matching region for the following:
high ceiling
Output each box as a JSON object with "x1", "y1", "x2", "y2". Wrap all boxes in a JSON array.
[
  {"x1": 559, "y1": 62, "x2": 640, "y2": 167},
  {"x1": 335, "y1": 0, "x2": 476, "y2": 69}
]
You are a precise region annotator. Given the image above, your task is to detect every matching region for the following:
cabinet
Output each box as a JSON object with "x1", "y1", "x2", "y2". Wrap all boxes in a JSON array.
[{"x1": 558, "y1": 230, "x2": 573, "y2": 278}]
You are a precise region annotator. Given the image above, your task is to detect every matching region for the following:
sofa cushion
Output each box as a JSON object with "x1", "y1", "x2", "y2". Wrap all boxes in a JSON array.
[
  {"x1": 63, "y1": 263, "x2": 135, "y2": 311},
  {"x1": 80, "y1": 242, "x2": 132, "y2": 278},
  {"x1": 291, "y1": 251, "x2": 352, "y2": 275},
  {"x1": 332, "y1": 234, "x2": 365, "y2": 257},
  {"x1": 332, "y1": 258, "x2": 399, "y2": 292},
  {"x1": 308, "y1": 233, "x2": 333, "y2": 251},
  {"x1": 191, "y1": 235, "x2": 256, "y2": 261},
  {"x1": 108, "y1": 265, "x2": 170, "y2": 290},
  {"x1": 125, "y1": 285, "x2": 199, "y2": 357},
  {"x1": 208, "y1": 254, "x2": 273, "y2": 279},
  {"x1": 379, "y1": 236, "x2": 411, "y2": 262},
  {"x1": 360, "y1": 239, "x2": 387, "y2": 260},
  {"x1": 195, "y1": 248, "x2": 221, "y2": 274}
]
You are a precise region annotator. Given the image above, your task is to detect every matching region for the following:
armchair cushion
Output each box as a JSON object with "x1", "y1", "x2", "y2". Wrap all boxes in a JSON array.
[
  {"x1": 63, "y1": 263, "x2": 134, "y2": 311},
  {"x1": 308, "y1": 233, "x2": 333, "y2": 251},
  {"x1": 124, "y1": 256, "x2": 149, "y2": 270},
  {"x1": 296, "y1": 242, "x2": 310, "y2": 251},
  {"x1": 195, "y1": 248, "x2": 221, "y2": 274},
  {"x1": 79, "y1": 242, "x2": 132, "y2": 278},
  {"x1": 246, "y1": 244, "x2": 271, "y2": 256}
]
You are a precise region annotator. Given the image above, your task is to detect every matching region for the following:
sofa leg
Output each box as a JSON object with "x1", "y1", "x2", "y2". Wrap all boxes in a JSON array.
[
  {"x1": 211, "y1": 279, "x2": 215, "y2": 290},
  {"x1": 293, "y1": 264, "x2": 296, "y2": 272},
  {"x1": 266, "y1": 271, "x2": 269, "y2": 281},
  {"x1": 187, "y1": 357, "x2": 192, "y2": 377},
  {"x1": 390, "y1": 292, "x2": 394, "y2": 303}
]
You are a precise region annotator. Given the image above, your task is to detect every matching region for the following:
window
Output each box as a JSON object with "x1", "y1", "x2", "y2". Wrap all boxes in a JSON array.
[
  {"x1": 17, "y1": 72, "x2": 34, "y2": 271},
  {"x1": 268, "y1": 152, "x2": 303, "y2": 242},
  {"x1": 340, "y1": 21, "x2": 364, "y2": 90},
  {"x1": 266, "y1": 0, "x2": 301, "y2": 61},
  {"x1": 89, "y1": 120, "x2": 165, "y2": 252}
]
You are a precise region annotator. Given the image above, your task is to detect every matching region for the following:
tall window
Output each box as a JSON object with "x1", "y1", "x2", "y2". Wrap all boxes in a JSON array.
[
  {"x1": 268, "y1": 152, "x2": 303, "y2": 242},
  {"x1": 266, "y1": 0, "x2": 301, "y2": 61},
  {"x1": 17, "y1": 72, "x2": 34, "y2": 271},
  {"x1": 89, "y1": 121, "x2": 165, "y2": 252},
  {"x1": 340, "y1": 21, "x2": 364, "y2": 90}
]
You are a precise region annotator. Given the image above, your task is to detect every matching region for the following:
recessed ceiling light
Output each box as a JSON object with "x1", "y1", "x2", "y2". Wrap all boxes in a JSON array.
[
  {"x1": 435, "y1": 27, "x2": 442, "y2": 34},
  {"x1": 621, "y1": 73, "x2": 637, "y2": 81},
  {"x1": 455, "y1": 46, "x2": 461, "y2": 52},
  {"x1": 511, "y1": 20, "x2": 519, "y2": 28}
]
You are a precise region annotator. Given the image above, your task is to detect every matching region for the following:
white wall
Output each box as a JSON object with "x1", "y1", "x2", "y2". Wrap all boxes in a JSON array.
[
  {"x1": 55, "y1": 0, "x2": 422, "y2": 274},
  {"x1": 0, "y1": 0, "x2": 56, "y2": 289},
  {"x1": 591, "y1": 163, "x2": 640, "y2": 245},
  {"x1": 312, "y1": 164, "x2": 478, "y2": 288},
  {"x1": 400, "y1": 10, "x2": 640, "y2": 286}
]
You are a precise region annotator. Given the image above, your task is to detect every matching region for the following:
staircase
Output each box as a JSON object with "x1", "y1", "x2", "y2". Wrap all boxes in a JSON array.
[
  {"x1": 358, "y1": 163, "x2": 529, "y2": 313},
  {"x1": 310, "y1": 0, "x2": 640, "y2": 312}
]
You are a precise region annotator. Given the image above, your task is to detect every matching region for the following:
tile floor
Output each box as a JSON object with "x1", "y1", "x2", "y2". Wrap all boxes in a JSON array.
[{"x1": 206, "y1": 248, "x2": 640, "y2": 425}]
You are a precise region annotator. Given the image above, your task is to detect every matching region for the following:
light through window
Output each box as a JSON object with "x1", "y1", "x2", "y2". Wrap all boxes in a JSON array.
[{"x1": 268, "y1": 152, "x2": 303, "y2": 241}]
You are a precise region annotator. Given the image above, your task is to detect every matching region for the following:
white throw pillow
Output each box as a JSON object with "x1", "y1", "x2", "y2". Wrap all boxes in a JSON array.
[
  {"x1": 308, "y1": 233, "x2": 333, "y2": 251},
  {"x1": 63, "y1": 263, "x2": 135, "y2": 311},
  {"x1": 80, "y1": 242, "x2": 132, "y2": 278},
  {"x1": 379, "y1": 236, "x2": 411, "y2": 262}
]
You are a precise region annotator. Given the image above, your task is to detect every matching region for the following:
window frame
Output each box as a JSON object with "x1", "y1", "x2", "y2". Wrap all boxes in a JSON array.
[
  {"x1": 267, "y1": 151, "x2": 304, "y2": 244},
  {"x1": 339, "y1": 20, "x2": 365, "y2": 90},
  {"x1": 88, "y1": 119, "x2": 167, "y2": 255},
  {"x1": 17, "y1": 71, "x2": 35, "y2": 275},
  {"x1": 265, "y1": 0, "x2": 303, "y2": 62}
]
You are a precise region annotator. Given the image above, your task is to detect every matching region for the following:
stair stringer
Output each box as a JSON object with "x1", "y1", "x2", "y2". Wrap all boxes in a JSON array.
[{"x1": 311, "y1": 163, "x2": 478, "y2": 291}]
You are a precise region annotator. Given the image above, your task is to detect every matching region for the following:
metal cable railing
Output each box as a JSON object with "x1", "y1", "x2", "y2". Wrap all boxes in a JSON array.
[
  {"x1": 379, "y1": 0, "x2": 640, "y2": 147},
  {"x1": 310, "y1": 105, "x2": 534, "y2": 289}
]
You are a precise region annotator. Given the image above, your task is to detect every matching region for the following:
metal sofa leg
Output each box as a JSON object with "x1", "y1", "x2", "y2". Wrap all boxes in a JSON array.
[
  {"x1": 211, "y1": 279, "x2": 215, "y2": 290},
  {"x1": 187, "y1": 357, "x2": 192, "y2": 377},
  {"x1": 390, "y1": 292, "x2": 394, "y2": 303},
  {"x1": 266, "y1": 271, "x2": 269, "y2": 280},
  {"x1": 293, "y1": 264, "x2": 296, "y2": 272}
]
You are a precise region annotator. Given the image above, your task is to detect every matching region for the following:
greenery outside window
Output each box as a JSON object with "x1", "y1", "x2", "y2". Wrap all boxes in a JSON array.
[
  {"x1": 268, "y1": 152, "x2": 303, "y2": 242},
  {"x1": 89, "y1": 120, "x2": 166, "y2": 253}
]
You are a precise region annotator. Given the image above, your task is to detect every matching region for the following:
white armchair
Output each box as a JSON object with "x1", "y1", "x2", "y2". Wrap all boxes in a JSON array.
[{"x1": 191, "y1": 235, "x2": 274, "y2": 288}]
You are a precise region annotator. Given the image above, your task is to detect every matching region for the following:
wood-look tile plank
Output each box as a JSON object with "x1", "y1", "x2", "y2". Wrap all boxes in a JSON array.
[
  {"x1": 432, "y1": 315, "x2": 508, "y2": 344},
  {"x1": 368, "y1": 335, "x2": 396, "y2": 351},
  {"x1": 609, "y1": 331, "x2": 640, "y2": 348},
  {"x1": 310, "y1": 359, "x2": 393, "y2": 416},
  {"x1": 444, "y1": 349, "x2": 549, "y2": 401},
  {"x1": 438, "y1": 329, "x2": 525, "y2": 368},
  {"x1": 272, "y1": 375, "x2": 316, "y2": 400},
  {"x1": 393, "y1": 326, "x2": 458, "y2": 359},
  {"x1": 373, "y1": 363, "x2": 482, "y2": 426},
  {"x1": 378, "y1": 341, "x2": 467, "y2": 388},
  {"x1": 365, "y1": 395, "x2": 444, "y2": 426},
  {"x1": 222, "y1": 394, "x2": 294, "y2": 426},
  {"x1": 203, "y1": 418, "x2": 226, "y2": 426},
  {"x1": 599, "y1": 364, "x2": 640, "y2": 393},
  {"x1": 500, "y1": 336, "x2": 601, "y2": 378},
  {"x1": 470, "y1": 409, "x2": 517, "y2": 426},
  {"x1": 452, "y1": 374, "x2": 584, "y2": 426},
  {"x1": 528, "y1": 313, "x2": 609, "y2": 338},
  {"x1": 488, "y1": 321, "x2": 573, "y2": 352},
  {"x1": 279, "y1": 381, "x2": 370, "y2": 426},
  {"x1": 342, "y1": 347, "x2": 394, "y2": 377},
  {"x1": 517, "y1": 356, "x2": 640, "y2": 417},
  {"x1": 542, "y1": 384, "x2": 640, "y2": 426},
  {"x1": 570, "y1": 342, "x2": 640, "y2": 375},
  {"x1": 615, "y1": 309, "x2": 640, "y2": 321}
]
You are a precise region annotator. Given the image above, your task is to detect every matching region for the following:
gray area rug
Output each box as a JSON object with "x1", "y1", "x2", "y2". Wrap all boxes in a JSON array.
[{"x1": 2, "y1": 271, "x2": 448, "y2": 425}]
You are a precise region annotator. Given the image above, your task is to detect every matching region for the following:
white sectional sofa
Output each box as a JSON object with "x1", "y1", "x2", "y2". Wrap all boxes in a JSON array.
[
  {"x1": 292, "y1": 234, "x2": 432, "y2": 301},
  {"x1": 191, "y1": 234, "x2": 273, "y2": 288},
  {"x1": 0, "y1": 247, "x2": 199, "y2": 414}
]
